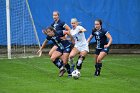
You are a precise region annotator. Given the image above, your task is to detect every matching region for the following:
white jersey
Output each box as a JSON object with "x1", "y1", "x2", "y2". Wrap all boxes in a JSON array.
[{"x1": 70, "y1": 26, "x2": 88, "y2": 47}]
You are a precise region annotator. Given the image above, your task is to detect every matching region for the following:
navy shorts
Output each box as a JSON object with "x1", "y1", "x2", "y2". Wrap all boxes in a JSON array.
[
  {"x1": 56, "y1": 47, "x2": 71, "y2": 53},
  {"x1": 95, "y1": 47, "x2": 109, "y2": 55}
]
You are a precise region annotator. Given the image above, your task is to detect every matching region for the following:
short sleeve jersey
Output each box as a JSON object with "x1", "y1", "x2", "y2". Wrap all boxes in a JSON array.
[
  {"x1": 92, "y1": 28, "x2": 109, "y2": 49},
  {"x1": 51, "y1": 19, "x2": 67, "y2": 31},
  {"x1": 70, "y1": 26, "x2": 88, "y2": 47},
  {"x1": 46, "y1": 30, "x2": 71, "y2": 50}
]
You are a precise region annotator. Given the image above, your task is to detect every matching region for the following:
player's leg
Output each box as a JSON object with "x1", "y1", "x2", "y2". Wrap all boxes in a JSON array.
[
  {"x1": 50, "y1": 50, "x2": 62, "y2": 69},
  {"x1": 95, "y1": 47, "x2": 109, "y2": 76},
  {"x1": 61, "y1": 53, "x2": 71, "y2": 76},
  {"x1": 94, "y1": 49, "x2": 100, "y2": 76},
  {"x1": 75, "y1": 45, "x2": 89, "y2": 71},
  {"x1": 49, "y1": 45, "x2": 58, "y2": 57},
  {"x1": 61, "y1": 47, "x2": 72, "y2": 77},
  {"x1": 76, "y1": 50, "x2": 88, "y2": 71},
  {"x1": 68, "y1": 47, "x2": 79, "y2": 72},
  {"x1": 50, "y1": 50, "x2": 65, "y2": 77},
  {"x1": 96, "y1": 52, "x2": 107, "y2": 76},
  {"x1": 94, "y1": 54, "x2": 98, "y2": 63}
]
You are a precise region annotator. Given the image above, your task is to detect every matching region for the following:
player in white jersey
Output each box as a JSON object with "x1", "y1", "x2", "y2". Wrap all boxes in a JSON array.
[{"x1": 69, "y1": 18, "x2": 89, "y2": 73}]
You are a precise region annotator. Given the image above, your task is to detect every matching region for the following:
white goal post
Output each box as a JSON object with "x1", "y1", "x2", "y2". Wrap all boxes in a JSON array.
[
  {"x1": 6, "y1": 0, "x2": 11, "y2": 59},
  {"x1": 0, "y1": 0, "x2": 41, "y2": 59}
]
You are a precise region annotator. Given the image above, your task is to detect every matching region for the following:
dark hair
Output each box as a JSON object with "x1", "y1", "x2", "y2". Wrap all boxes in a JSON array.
[
  {"x1": 45, "y1": 26, "x2": 55, "y2": 32},
  {"x1": 53, "y1": 11, "x2": 60, "y2": 16},
  {"x1": 95, "y1": 19, "x2": 102, "y2": 25},
  {"x1": 92, "y1": 19, "x2": 102, "y2": 32}
]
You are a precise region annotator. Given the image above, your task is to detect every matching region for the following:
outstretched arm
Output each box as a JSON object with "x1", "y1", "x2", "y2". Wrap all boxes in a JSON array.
[
  {"x1": 37, "y1": 39, "x2": 48, "y2": 57},
  {"x1": 87, "y1": 34, "x2": 94, "y2": 44},
  {"x1": 63, "y1": 31, "x2": 75, "y2": 44},
  {"x1": 79, "y1": 28, "x2": 86, "y2": 33}
]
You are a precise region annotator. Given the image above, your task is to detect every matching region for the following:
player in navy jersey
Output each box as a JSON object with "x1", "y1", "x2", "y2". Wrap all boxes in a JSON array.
[
  {"x1": 37, "y1": 27, "x2": 74, "y2": 77},
  {"x1": 87, "y1": 19, "x2": 112, "y2": 76},
  {"x1": 49, "y1": 11, "x2": 71, "y2": 57}
]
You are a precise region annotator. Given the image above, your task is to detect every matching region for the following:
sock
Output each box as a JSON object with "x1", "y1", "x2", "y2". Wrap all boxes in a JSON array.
[
  {"x1": 95, "y1": 63, "x2": 102, "y2": 75},
  {"x1": 95, "y1": 63, "x2": 98, "y2": 69},
  {"x1": 65, "y1": 63, "x2": 71, "y2": 74},
  {"x1": 94, "y1": 63, "x2": 98, "y2": 75},
  {"x1": 76, "y1": 59, "x2": 83, "y2": 70},
  {"x1": 53, "y1": 58, "x2": 63, "y2": 69}
]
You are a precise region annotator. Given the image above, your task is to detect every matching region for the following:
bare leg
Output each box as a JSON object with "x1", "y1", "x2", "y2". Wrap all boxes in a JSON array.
[
  {"x1": 49, "y1": 45, "x2": 58, "y2": 57},
  {"x1": 76, "y1": 50, "x2": 88, "y2": 70},
  {"x1": 69, "y1": 47, "x2": 79, "y2": 65},
  {"x1": 61, "y1": 53, "x2": 71, "y2": 75},
  {"x1": 97, "y1": 52, "x2": 107, "y2": 63},
  {"x1": 95, "y1": 52, "x2": 107, "y2": 76},
  {"x1": 69, "y1": 47, "x2": 79, "y2": 72},
  {"x1": 50, "y1": 50, "x2": 66, "y2": 77}
]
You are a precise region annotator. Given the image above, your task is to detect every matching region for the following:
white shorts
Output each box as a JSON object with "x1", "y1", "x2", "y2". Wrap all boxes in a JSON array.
[{"x1": 75, "y1": 44, "x2": 89, "y2": 52}]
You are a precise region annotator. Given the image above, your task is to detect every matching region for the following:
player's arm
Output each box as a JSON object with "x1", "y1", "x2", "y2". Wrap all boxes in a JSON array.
[
  {"x1": 104, "y1": 33, "x2": 112, "y2": 48},
  {"x1": 64, "y1": 24, "x2": 71, "y2": 31},
  {"x1": 64, "y1": 24, "x2": 71, "y2": 39},
  {"x1": 79, "y1": 26, "x2": 86, "y2": 33},
  {"x1": 37, "y1": 39, "x2": 48, "y2": 57},
  {"x1": 63, "y1": 31, "x2": 75, "y2": 44},
  {"x1": 79, "y1": 28, "x2": 86, "y2": 33},
  {"x1": 87, "y1": 34, "x2": 94, "y2": 44}
]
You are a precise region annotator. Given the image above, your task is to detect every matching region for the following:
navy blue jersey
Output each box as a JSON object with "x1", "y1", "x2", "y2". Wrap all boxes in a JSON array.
[
  {"x1": 46, "y1": 30, "x2": 71, "y2": 50},
  {"x1": 51, "y1": 19, "x2": 66, "y2": 31},
  {"x1": 92, "y1": 28, "x2": 109, "y2": 49}
]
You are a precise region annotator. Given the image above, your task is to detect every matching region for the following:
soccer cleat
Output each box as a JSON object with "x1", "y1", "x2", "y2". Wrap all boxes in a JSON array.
[
  {"x1": 94, "y1": 70, "x2": 98, "y2": 76},
  {"x1": 59, "y1": 69, "x2": 66, "y2": 77},
  {"x1": 70, "y1": 64, "x2": 75, "y2": 73},
  {"x1": 94, "y1": 68, "x2": 101, "y2": 76},
  {"x1": 68, "y1": 74, "x2": 72, "y2": 78},
  {"x1": 94, "y1": 69, "x2": 99, "y2": 76}
]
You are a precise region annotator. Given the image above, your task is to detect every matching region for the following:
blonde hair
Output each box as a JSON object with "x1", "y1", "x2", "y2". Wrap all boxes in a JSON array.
[{"x1": 71, "y1": 18, "x2": 81, "y2": 25}]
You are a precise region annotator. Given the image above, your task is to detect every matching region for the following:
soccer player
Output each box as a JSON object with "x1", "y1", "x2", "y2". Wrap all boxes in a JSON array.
[
  {"x1": 49, "y1": 11, "x2": 71, "y2": 57},
  {"x1": 37, "y1": 27, "x2": 74, "y2": 77},
  {"x1": 87, "y1": 19, "x2": 112, "y2": 76},
  {"x1": 69, "y1": 18, "x2": 89, "y2": 74}
]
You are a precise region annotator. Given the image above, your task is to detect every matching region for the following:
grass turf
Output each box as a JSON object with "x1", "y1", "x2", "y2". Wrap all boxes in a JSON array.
[{"x1": 0, "y1": 54, "x2": 140, "y2": 93}]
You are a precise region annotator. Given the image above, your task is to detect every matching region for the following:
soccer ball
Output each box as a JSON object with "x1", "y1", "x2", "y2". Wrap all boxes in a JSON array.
[{"x1": 72, "y1": 70, "x2": 80, "y2": 79}]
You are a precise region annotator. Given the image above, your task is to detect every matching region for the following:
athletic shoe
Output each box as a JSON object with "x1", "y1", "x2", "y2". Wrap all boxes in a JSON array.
[
  {"x1": 68, "y1": 74, "x2": 72, "y2": 78},
  {"x1": 94, "y1": 70, "x2": 99, "y2": 76},
  {"x1": 59, "y1": 69, "x2": 66, "y2": 77},
  {"x1": 94, "y1": 68, "x2": 101, "y2": 76}
]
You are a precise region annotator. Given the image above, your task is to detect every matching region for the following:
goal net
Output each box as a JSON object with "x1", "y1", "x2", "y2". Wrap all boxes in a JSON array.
[{"x1": 0, "y1": 0, "x2": 40, "y2": 59}]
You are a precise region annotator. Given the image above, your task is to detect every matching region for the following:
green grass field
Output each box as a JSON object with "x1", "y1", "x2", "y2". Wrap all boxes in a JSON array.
[{"x1": 0, "y1": 54, "x2": 140, "y2": 93}]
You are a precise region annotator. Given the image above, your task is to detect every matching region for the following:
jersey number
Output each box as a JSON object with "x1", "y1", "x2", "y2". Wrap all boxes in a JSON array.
[{"x1": 76, "y1": 36, "x2": 79, "y2": 41}]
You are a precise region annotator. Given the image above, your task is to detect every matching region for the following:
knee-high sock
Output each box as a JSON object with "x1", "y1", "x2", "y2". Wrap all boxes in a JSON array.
[
  {"x1": 65, "y1": 63, "x2": 71, "y2": 74},
  {"x1": 95, "y1": 63, "x2": 102, "y2": 75},
  {"x1": 53, "y1": 58, "x2": 63, "y2": 69},
  {"x1": 76, "y1": 59, "x2": 83, "y2": 70}
]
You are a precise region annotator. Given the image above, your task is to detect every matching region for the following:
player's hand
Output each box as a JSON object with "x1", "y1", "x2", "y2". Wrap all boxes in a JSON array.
[
  {"x1": 104, "y1": 45, "x2": 109, "y2": 48},
  {"x1": 78, "y1": 30, "x2": 82, "y2": 33},
  {"x1": 37, "y1": 49, "x2": 42, "y2": 57}
]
